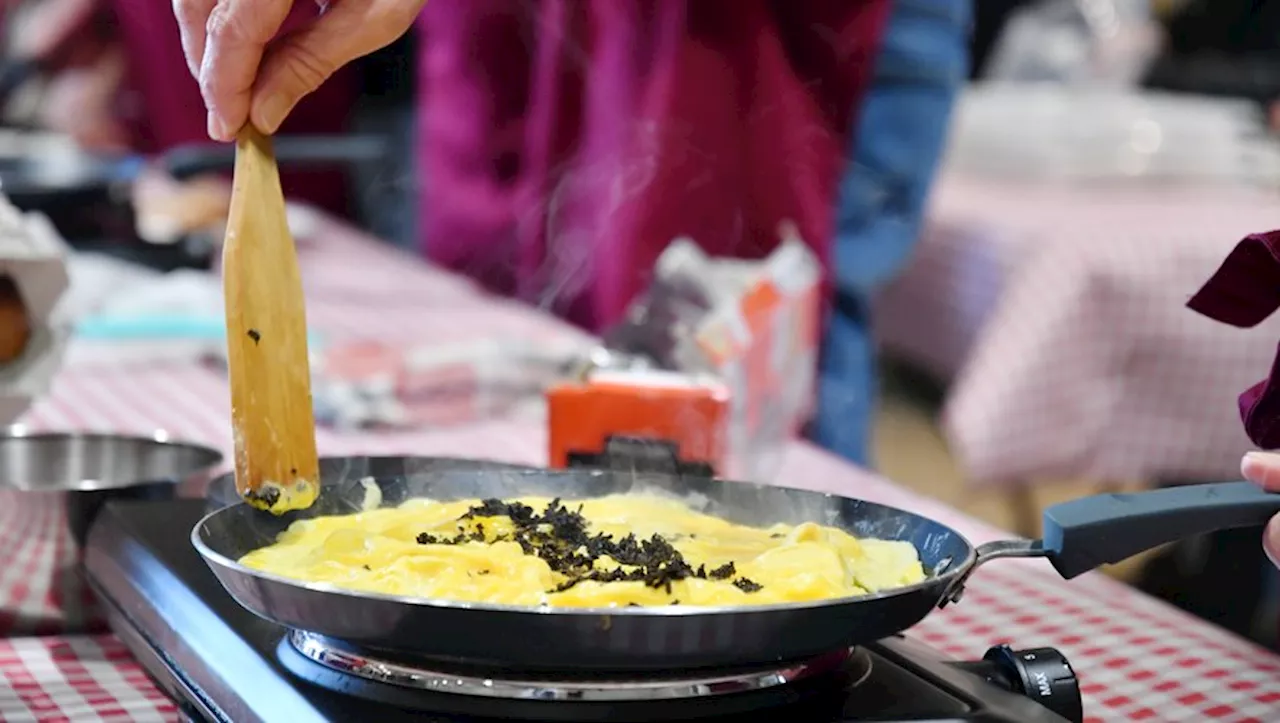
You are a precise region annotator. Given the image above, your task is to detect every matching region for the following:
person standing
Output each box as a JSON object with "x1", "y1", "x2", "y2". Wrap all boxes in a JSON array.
[{"x1": 159, "y1": 0, "x2": 969, "y2": 468}]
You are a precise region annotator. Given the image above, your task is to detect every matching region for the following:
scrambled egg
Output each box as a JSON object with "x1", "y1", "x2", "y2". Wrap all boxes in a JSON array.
[
  {"x1": 243, "y1": 479, "x2": 317, "y2": 514},
  {"x1": 238, "y1": 494, "x2": 926, "y2": 607}
]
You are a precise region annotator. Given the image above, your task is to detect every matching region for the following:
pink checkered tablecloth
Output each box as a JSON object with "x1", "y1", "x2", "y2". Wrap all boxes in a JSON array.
[
  {"x1": 1, "y1": 217, "x2": 1278, "y2": 722},
  {"x1": 877, "y1": 172, "x2": 1280, "y2": 486}
]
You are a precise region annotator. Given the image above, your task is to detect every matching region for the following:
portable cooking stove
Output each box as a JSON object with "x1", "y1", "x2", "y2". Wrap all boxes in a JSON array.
[{"x1": 86, "y1": 501, "x2": 1083, "y2": 722}]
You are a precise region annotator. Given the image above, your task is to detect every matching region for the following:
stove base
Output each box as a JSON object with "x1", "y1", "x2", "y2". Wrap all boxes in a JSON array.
[
  {"x1": 287, "y1": 629, "x2": 867, "y2": 702},
  {"x1": 86, "y1": 499, "x2": 1079, "y2": 723}
]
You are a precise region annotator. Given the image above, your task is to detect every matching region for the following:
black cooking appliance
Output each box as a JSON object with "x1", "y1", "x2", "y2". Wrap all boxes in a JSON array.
[
  {"x1": 87, "y1": 499, "x2": 1083, "y2": 722},
  {"x1": 85, "y1": 447, "x2": 1090, "y2": 723}
]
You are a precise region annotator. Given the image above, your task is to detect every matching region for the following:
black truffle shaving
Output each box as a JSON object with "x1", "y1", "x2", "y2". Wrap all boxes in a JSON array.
[
  {"x1": 414, "y1": 498, "x2": 767, "y2": 596},
  {"x1": 243, "y1": 486, "x2": 281, "y2": 508},
  {"x1": 733, "y1": 577, "x2": 763, "y2": 593},
  {"x1": 708, "y1": 562, "x2": 736, "y2": 580},
  {"x1": 415, "y1": 527, "x2": 486, "y2": 546}
]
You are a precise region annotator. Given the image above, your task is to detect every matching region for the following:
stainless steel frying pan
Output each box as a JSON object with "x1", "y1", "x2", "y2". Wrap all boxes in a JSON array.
[{"x1": 192, "y1": 465, "x2": 1280, "y2": 672}]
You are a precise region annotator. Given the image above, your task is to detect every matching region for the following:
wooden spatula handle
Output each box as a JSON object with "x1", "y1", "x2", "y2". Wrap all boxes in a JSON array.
[{"x1": 222, "y1": 126, "x2": 320, "y2": 513}]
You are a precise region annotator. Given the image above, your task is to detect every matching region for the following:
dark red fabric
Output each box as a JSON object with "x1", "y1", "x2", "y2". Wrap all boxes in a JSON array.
[
  {"x1": 105, "y1": 1, "x2": 356, "y2": 216},
  {"x1": 1189, "y1": 230, "x2": 1280, "y2": 447},
  {"x1": 418, "y1": 0, "x2": 893, "y2": 330}
]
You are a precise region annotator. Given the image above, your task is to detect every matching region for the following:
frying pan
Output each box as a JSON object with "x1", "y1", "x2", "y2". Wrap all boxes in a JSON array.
[{"x1": 193, "y1": 465, "x2": 1280, "y2": 673}]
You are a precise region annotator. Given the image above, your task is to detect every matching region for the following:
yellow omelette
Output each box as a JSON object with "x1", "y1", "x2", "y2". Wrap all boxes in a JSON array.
[{"x1": 238, "y1": 493, "x2": 927, "y2": 607}]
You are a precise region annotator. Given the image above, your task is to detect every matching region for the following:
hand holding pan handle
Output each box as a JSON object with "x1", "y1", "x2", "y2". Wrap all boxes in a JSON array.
[{"x1": 943, "y1": 481, "x2": 1280, "y2": 605}]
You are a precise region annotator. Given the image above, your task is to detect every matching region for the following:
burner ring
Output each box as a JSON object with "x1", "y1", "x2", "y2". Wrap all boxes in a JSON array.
[{"x1": 288, "y1": 630, "x2": 863, "y2": 702}]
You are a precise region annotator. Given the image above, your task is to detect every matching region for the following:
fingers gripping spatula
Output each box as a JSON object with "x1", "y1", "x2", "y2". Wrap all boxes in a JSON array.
[{"x1": 221, "y1": 126, "x2": 319, "y2": 513}]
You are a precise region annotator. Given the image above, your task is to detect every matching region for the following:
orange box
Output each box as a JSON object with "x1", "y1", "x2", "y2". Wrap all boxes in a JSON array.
[{"x1": 546, "y1": 369, "x2": 731, "y2": 473}]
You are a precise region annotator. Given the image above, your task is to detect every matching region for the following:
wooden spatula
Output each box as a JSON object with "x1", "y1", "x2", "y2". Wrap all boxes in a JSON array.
[{"x1": 222, "y1": 125, "x2": 319, "y2": 513}]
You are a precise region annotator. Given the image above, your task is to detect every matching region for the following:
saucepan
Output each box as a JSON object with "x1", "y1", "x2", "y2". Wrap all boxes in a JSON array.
[
  {"x1": 192, "y1": 465, "x2": 1280, "y2": 672},
  {"x1": 0, "y1": 427, "x2": 222, "y2": 633}
]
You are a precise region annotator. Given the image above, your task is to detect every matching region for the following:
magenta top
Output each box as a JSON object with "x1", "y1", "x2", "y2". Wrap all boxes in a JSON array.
[{"x1": 107, "y1": 0, "x2": 892, "y2": 332}]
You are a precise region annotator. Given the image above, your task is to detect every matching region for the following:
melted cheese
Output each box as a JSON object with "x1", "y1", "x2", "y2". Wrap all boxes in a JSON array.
[{"x1": 238, "y1": 495, "x2": 926, "y2": 607}]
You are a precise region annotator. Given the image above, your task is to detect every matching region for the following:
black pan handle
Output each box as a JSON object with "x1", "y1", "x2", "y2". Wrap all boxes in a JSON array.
[
  {"x1": 160, "y1": 134, "x2": 387, "y2": 180},
  {"x1": 1037, "y1": 481, "x2": 1280, "y2": 579},
  {"x1": 943, "y1": 481, "x2": 1280, "y2": 606}
]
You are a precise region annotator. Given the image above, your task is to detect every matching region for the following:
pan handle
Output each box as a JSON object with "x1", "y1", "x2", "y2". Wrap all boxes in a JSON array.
[
  {"x1": 943, "y1": 481, "x2": 1280, "y2": 606},
  {"x1": 942, "y1": 539, "x2": 1047, "y2": 606},
  {"x1": 1037, "y1": 480, "x2": 1280, "y2": 579}
]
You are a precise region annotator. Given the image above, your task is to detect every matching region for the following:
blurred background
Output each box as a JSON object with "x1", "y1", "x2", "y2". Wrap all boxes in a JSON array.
[
  {"x1": 0, "y1": 0, "x2": 1278, "y2": 653},
  {"x1": 880, "y1": 0, "x2": 1280, "y2": 653}
]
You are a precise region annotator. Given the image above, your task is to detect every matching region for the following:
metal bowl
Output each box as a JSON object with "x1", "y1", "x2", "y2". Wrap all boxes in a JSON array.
[{"x1": 0, "y1": 428, "x2": 222, "y2": 635}]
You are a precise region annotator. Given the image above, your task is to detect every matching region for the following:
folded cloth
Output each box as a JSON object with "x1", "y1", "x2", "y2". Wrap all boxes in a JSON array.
[{"x1": 1188, "y1": 230, "x2": 1280, "y2": 448}]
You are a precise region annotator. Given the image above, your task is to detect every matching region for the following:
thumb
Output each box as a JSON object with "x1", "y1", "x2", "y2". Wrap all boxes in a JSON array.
[
  {"x1": 1242, "y1": 451, "x2": 1280, "y2": 492},
  {"x1": 250, "y1": 0, "x2": 426, "y2": 133}
]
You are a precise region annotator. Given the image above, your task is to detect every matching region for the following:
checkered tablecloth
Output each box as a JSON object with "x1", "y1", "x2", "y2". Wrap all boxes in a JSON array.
[
  {"x1": 877, "y1": 172, "x2": 1280, "y2": 486},
  {"x1": 1, "y1": 216, "x2": 1277, "y2": 722}
]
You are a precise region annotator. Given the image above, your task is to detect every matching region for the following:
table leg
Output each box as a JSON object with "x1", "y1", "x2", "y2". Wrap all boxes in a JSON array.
[{"x1": 1008, "y1": 482, "x2": 1039, "y2": 538}]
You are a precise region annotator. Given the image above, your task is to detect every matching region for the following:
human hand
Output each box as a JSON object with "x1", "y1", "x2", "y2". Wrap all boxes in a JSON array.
[
  {"x1": 1240, "y1": 451, "x2": 1280, "y2": 568},
  {"x1": 172, "y1": 0, "x2": 427, "y2": 141}
]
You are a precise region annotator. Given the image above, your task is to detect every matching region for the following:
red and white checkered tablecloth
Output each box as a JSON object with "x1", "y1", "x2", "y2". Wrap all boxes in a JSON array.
[
  {"x1": 877, "y1": 172, "x2": 1280, "y2": 486},
  {"x1": 1, "y1": 216, "x2": 1278, "y2": 722}
]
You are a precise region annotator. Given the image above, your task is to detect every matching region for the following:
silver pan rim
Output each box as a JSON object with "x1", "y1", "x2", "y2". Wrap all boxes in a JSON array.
[
  {"x1": 190, "y1": 496, "x2": 980, "y2": 618},
  {"x1": 286, "y1": 629, "x2": 859, "y2": 700}
]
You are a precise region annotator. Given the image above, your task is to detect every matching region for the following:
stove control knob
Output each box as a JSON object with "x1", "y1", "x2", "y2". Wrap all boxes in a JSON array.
[{"x1": 965, "y1": 645, "x2": 1083, "y2": 723}]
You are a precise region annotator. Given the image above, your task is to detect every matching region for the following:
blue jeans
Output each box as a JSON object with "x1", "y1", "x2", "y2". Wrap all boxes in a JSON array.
[{"x1": 809, "y1": 0, "x2": 971, "y2": 466}]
